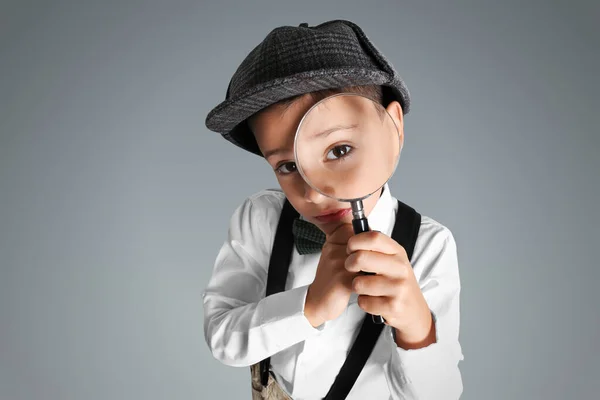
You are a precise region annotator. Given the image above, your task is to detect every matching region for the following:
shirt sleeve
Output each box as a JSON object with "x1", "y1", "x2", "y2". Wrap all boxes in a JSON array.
[
  {"x1": 383, "y1": 227, "x2": 464, "y2": 399},
  {"x1": 202, "y1": 193, "x2": 323, "y2": 367}
]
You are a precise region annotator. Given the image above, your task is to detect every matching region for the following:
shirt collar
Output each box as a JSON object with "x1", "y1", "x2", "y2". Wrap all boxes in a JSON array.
[{"x1": 365, "y1": 183, "x2": 396, "y2": 235}]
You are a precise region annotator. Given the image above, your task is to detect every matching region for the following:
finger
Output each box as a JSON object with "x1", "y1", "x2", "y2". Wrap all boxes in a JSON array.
[
  {"x1": 345, "y1": 249, "x2": 409, "y2": 278},
  {"x1": 347, "y1": 230, "x2": 407, "y2": 257},
  {"x1": 357, "y1": 295, "x2": 394, "y2": 317},
  {"x1": 352, "y1": 274, "x2": 399, "y2": 297},
  {"x1": 342, "y1": 271, "x2": 356, "y2": 291}
]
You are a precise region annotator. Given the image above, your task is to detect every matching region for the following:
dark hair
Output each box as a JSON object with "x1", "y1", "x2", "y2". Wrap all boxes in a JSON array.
[{"x1": 277, "y1": 85, "x2": 384, "y2": 109}]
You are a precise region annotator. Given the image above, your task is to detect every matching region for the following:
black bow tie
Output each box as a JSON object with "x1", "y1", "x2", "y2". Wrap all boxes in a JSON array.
[{"x1": 292, "y1": 218, "x2": 326, "y2": 255}]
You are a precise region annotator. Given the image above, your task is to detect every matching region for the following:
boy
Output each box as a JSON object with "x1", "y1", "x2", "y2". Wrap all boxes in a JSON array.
[{"x1": 203, "y1": 20, "x2": 463, "y2": 399}]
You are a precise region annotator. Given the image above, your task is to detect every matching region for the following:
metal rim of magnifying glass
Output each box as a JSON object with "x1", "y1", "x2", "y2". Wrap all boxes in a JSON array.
[{"x1": 293, "y1": 92, "x2": 403, "y2": 203}]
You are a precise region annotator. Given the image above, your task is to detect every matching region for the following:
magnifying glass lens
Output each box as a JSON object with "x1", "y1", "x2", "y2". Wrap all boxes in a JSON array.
[{"x1": 294, "y1": 94, "x2": 401, "y2": 202}]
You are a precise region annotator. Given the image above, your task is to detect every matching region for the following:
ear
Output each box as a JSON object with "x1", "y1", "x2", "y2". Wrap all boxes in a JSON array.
[{"x1": 385, "y1": 100, "x2": 404, "y2": 149}]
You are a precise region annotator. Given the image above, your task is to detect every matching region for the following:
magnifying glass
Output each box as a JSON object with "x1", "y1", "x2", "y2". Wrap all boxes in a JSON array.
[{"x1": 294, "y1": 93, "x2": 403, "y2": 324}]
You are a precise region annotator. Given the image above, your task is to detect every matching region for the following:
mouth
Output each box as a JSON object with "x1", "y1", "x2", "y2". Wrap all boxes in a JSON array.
[{"x1": 314, "y1": 208, "x2": 352, "y2": 223}]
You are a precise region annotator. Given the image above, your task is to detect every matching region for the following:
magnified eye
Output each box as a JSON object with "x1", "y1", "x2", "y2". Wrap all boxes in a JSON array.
[
  {"x1": 276, "y1": 162, "x2": 297, "y2": 175},
  {"x1": 326, "y1": 144, "x2": 353, "y2": 160}
]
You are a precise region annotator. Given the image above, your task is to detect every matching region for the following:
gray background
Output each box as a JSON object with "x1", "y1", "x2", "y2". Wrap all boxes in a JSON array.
[{"x1": 1, "y1": 0, "x2": 598, "y2": 399}]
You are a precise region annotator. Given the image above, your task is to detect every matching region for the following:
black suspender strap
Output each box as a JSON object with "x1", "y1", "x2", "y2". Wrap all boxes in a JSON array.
[
  {"x1": 258, "y1": 198, "x2": 422, "y2": 399},
  {"x1": 390, "y1": 199, "x2": 421, "y2": 263},
  {"x1": 259, "y1": 199, "x2": 299, "y2": 386}
]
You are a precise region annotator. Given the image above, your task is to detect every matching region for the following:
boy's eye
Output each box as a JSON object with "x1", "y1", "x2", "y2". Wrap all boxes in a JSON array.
[
  {"x1": 326, "y1": 144, "x2": 353, "y2": 160},
  {"x1": 276, "y1": 162, "x2": 297, "y2": 175}
]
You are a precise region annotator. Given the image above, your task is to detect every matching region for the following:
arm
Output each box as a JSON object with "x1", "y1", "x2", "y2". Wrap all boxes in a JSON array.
[
  {"x1": 383, "y1": 228, "x2": 464, "y2": 399},
  {"x1": 202, "y1": 195, "x2": 322, "y2": 367}
]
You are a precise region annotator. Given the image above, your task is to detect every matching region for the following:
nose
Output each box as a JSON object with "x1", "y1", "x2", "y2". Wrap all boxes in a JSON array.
[{"x1": 303, "y1": 182, "x2": 326, "y2": 203}]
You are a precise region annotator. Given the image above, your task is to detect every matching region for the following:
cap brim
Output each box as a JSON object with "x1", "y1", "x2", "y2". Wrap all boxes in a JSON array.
[{"x1": 205, "y1": 67, "x2": 410, "y2": 156}]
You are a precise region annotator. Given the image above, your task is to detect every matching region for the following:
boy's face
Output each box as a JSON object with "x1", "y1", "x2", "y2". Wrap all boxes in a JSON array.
[{"x1": 248, "y1": 93, "x2": 404, "y2": 236}]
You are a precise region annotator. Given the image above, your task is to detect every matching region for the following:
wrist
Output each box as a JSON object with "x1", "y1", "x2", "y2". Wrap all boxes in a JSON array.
[
  {"x1": 304, "y1": 285, "x2": 325, "y2": 328},
  {"x1": 394, "y1": 312, "x2": 436, "y2": 349}
]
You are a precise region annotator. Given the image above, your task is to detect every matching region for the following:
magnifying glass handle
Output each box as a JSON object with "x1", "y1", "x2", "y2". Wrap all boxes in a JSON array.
[{"x1": 350, "y1": 201, "x2": 385, "y2": 325}]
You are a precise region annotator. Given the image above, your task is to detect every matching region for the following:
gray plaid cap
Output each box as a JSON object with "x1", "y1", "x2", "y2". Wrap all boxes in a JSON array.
[{"x1": 205, "y1": 19, "x2": 411, "y2": 157}]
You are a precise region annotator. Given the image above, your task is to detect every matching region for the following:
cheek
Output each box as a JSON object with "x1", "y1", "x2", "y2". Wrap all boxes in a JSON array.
[
  {"x1": 275, "y1": 173, "x2": 304, "y2": 199},
  {"x1": 277, "y1": 176, "x2": 310, "y2": 214}
]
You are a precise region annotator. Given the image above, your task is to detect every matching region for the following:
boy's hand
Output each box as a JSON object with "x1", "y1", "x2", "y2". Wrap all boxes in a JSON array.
[
  {"x1": 345, "y1": 231, "x2": 436, "y2": 348},
  {"x1": 304, "y1": 223, "x2": 357, "y2": 328}
]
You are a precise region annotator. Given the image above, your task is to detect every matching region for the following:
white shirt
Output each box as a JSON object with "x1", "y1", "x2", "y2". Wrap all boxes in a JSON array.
[{"x1": 202, "y1": 185, "x2": 464, "y2": 399}]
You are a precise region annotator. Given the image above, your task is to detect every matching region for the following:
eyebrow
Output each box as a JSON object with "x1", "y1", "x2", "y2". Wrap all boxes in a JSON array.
[
  {"x1": 264, "y1": 147, "x2": 290, "y2": 160},
  {"x1": 263, "y1": 124, "x2": 358, "y2": 160},
  {"x1": 311, "y1": 123, "x2": 358, "y2": 139}
]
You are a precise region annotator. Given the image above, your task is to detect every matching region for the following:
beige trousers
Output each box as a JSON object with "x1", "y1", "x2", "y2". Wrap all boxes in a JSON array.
[{"x1": 250, "y1": 363, "x2": 293, "y2": 400}]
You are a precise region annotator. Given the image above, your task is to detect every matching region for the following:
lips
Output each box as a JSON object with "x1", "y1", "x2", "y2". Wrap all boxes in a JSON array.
[{"x1": 314, "y1": 208, "x2": 352, "y2": 223}]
